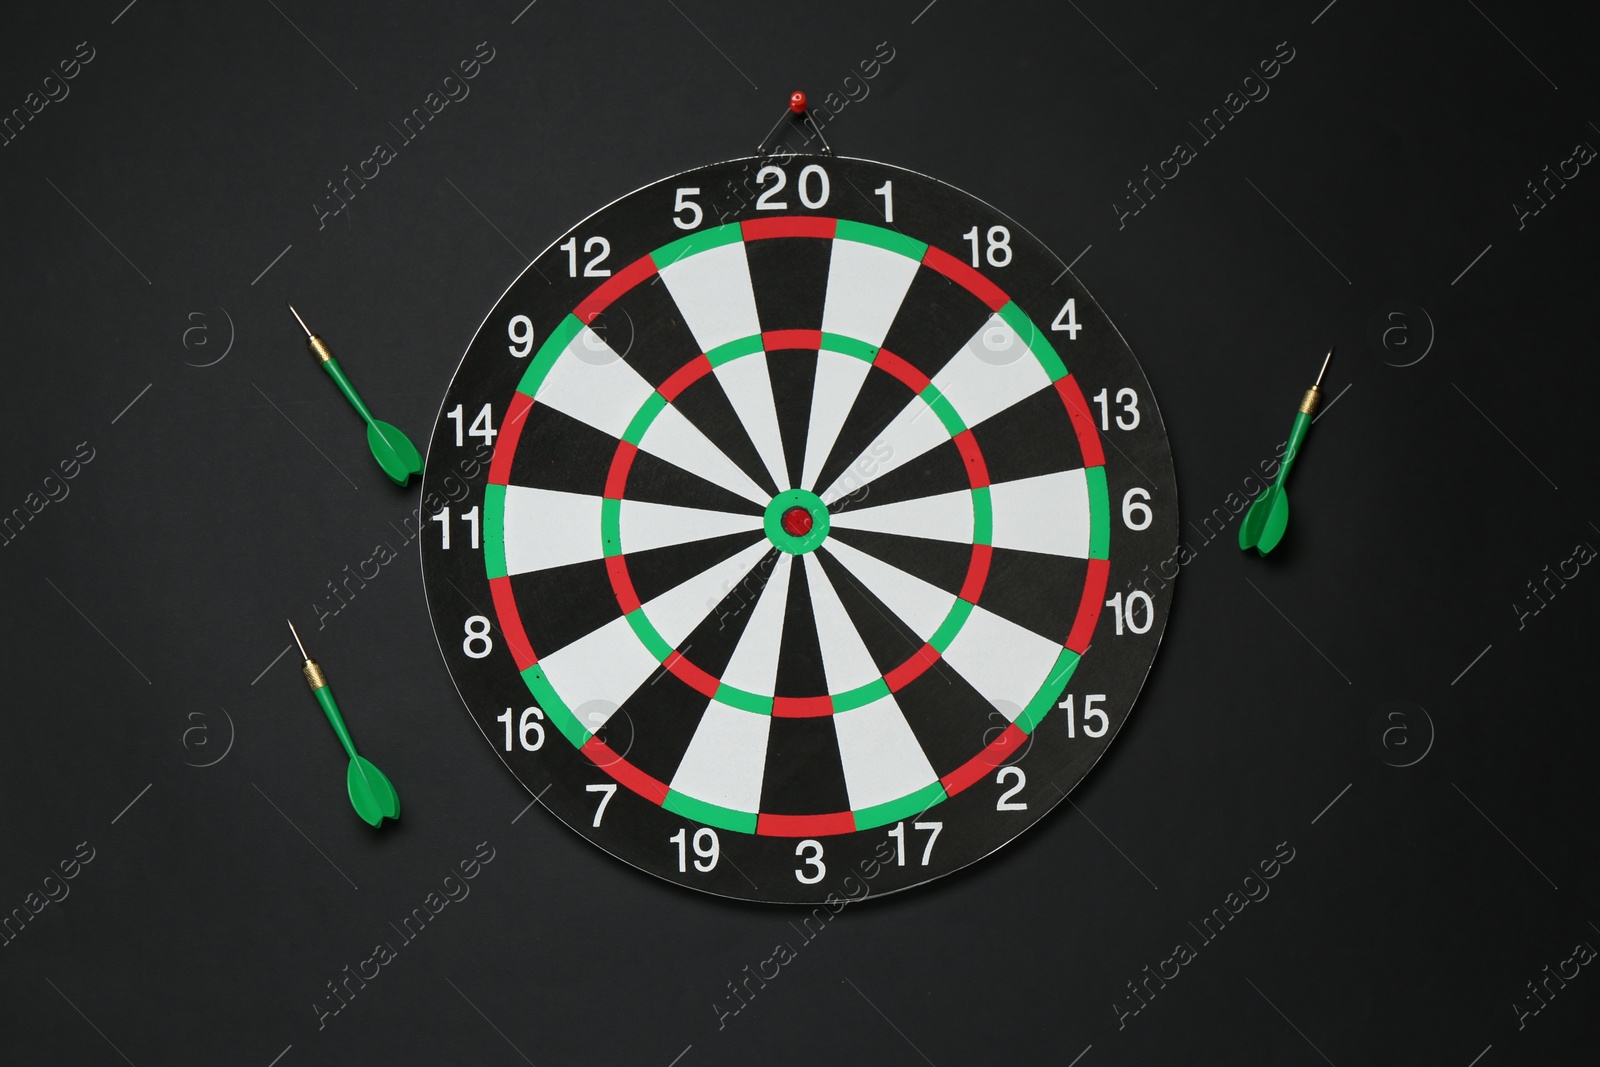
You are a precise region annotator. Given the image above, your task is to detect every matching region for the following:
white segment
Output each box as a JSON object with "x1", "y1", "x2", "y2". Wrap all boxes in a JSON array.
[
  {"x1": 669, "y1": 700, "x2": 771, "y2": 814},
  {"x1": 719, "y1": 554, "x2": 793, "y2": 696},
  {"x1": 989, "y1": 470, "x2": 1091, "y2": 558},
  {"x1": 832, "y1": 695, "x2": 939, "y2": 811},
  {"x1": 537, "y1": 615, "x2": 661, "y2": 731},
  {"x1": 829, "y1": 487, "x2": 974, "y2": 545},
  {"x1": 802, "y1": 553, "x2": 882, "y2": 692},
  {"x1": 821, "y1": 538, "x2": 957, "y2": 643},
  {"x1": 930, "y1": 314, "x2": 1054, "y2": 428},
  {"x1": 821, "y1": 238, "x2": 922, "y2": 346},
  {"x1": 638, "y1": 403, "x2": 771, "y2": 506},
  {"x1": 713, "y1": 353, "x2": 790, "y2": 490},
  {"x1": 800, "y1": 349, "x2": 872, "y2": 491},
  {"x1": 640, "y1": 538, "x2": 772, "y2": 648},
  {"x1": 617, "y1": 498, "x2": 762, "y2": 557},
  {"x1": 818, "y1": 393, "x2": 948, "y2": 505},
  {"x1": 531, "y1": 327, "x2": 654, "y2": 439},
  {"x1": 657, "y1": 240, "x2": 762, "y2": 352},
  {"x1": 940, "y1": 604, "x2": 1065, "y2": 720},
  {"x1": 502, "y1": 487, "x2": 603, "y2": 575}
]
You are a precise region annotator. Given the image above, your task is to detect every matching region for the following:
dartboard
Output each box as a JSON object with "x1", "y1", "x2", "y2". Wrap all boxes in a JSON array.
[{"x1": 422, "y1": 156, "x2": 1177, "y2": 903}]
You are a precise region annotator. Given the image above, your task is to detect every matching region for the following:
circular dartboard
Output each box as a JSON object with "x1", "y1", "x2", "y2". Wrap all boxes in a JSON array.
[{"x1": 422, "y1": 155, "x2": 1177, "y2": 903}]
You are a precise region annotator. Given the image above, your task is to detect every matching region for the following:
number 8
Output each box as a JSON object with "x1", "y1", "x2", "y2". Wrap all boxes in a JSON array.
[{"x1": 463, "y1": 615, "x2": 493, "y2": 659}]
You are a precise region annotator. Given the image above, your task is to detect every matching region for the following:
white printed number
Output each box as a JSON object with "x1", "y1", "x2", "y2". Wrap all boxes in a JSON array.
[
  {"x1": 995, "y1": 766, "x2": 1028, "y2": 810},
  {"x1": 1060, "y1": 694, "x2": 1109, "y2": 738},
  {"x1": 430, "y1": 506, "x2": 480, "y2": 549},
  {"x1": 1105, "y1": 591, "x2": 1154, "y2": 635},
  {"x1": 756, "y1": 164, "x2": 831, "y2": 210},
  {"x1": 671, "y1": 827, "x2": 719, "y2": 872},
  {"x1": 462, "y1": 615, "x2": 493, "y2": 658},
  {"x1": 507, "y1": 315, "x2": 535, "y2": 358},
  {"x1": 446, "y1": 403, "x2": 497, "y2": 447},
  {"x1": 963, "y1": 225, "x2": 1012, "y2": 267},
  {"x1": 587, "y1": 783, "x2": 617, "y2": 827},
  {"x1": 672, "y1": 187, "x2": 703, "y2": 230},
  {"x1": 795, "y1": 839, "x2": 826, "y2": 884},
  {"x1": 1051, "y1": 298, "x2": 1082, "y2": 339},
  {"x1": 497, "y1": 706, "x2": 545, "y2": 751},
  {"x1": 885, "y1": 820, "x2": 943, "y2": 866},
  {"x1": 1093, "y1": 387, "x2": 1140, "y2": 430},
  {"x1": 1122, "y1": 488, "x2": 1152, "y2": 531},
  {"x1": 559, "y1": 235, "x2": 611, "y2": 277}
]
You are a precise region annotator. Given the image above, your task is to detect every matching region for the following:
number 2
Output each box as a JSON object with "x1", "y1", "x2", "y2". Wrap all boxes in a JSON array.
[{"x1": 995, "y1": 766, "x2": 1027, "y2": 810}]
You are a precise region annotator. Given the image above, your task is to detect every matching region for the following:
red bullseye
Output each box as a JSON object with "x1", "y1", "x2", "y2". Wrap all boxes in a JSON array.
[{"x1": 781, "y1": 506, "x2": 813, "y2": 537}]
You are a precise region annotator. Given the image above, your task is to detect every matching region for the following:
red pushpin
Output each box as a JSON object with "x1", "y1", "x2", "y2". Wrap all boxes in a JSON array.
[{"x1": 757, "y1": 90, "x2": 831, "y2": 155}]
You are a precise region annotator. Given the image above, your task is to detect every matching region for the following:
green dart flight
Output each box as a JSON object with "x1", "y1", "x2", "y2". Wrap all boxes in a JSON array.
[
  {"x1": 289, "y1": 621, "x2": 400, "y2": 827},
  {"x1": 290, "y1": 306, "x2": 423, "y2": 487},
  {"x1": 1239, "y1": 348, "x2": 1332, "y2": 556}
]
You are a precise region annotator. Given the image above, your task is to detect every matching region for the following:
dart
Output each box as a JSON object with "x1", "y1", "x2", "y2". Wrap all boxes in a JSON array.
[
  {"x1": 1239, "y1": 348, "x2": 1333, "y2": 556},
  {"x1": 288, "y1": 620, "x2": 400, "y2": 827},
  {"x1": 289, "y1": 305, "x2": 423, "y2": 487}
]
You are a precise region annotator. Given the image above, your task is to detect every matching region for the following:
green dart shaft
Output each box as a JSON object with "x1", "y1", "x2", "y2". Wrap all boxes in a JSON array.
[
  {"x1": 290, "y1": 620, "x2": 360, "y2": 758},
  {"x1": 290, "y1": 306, "x2": 378, "y2": 426},
  {"x1": 1239, "y1": 349, "x2": 1331, "y2": 556}
]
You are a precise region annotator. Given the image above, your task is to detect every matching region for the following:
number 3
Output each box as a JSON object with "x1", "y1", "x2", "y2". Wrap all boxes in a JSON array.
[{"x1": 795, "y1": 839, "x2": 826, "y2": 884}]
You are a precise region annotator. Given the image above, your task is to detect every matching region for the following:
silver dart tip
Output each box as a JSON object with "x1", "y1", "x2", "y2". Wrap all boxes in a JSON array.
[
  {"x1": 1315, "y1": 347, "x2": 1333, "y2": 386},
  {"x1": 288, "y1": 304, "x2": 312, "y2": 338},
  {"x1": 287, "y1": 619, "x2": 309, "y2": 659}
]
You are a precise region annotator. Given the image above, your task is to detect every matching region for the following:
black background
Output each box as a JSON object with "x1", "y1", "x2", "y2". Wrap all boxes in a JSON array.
[{"x1": 2, "y1": 1, "x2": 1596, "y2": 1064}]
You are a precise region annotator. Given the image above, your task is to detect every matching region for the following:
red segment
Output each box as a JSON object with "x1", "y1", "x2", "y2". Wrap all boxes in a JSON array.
[
  {"x1": 758, "y1": 810, "x2": 856, "y2": 837},
  {"x1": 773, "y1": 694, "x2": 834, "y2": 718},
  {"x1": 658, "y1": 353, "x2": 712, "y2": 401},
  {"x1": 606, "y1": 556, "x2": 642, "y2": 614},
  {"x1": 664, "y1": 651, "x2": 720, "y2": 698},
  {"x1": 781, "y1": 507, "x2": 813, "y2": 537},
  {"x1": 582, "y1": 737, "x2": 670, "y2": 804},
  {"x1": 941, "y1": 723, "x2": 1028, "y2": 797},
  {"x1": 604, "y1": 442, "x2": 638, "y2": 500},
  {"x1": 788, "y1": 90, "x2": 808, "y2": 114},
  {"x1": 959, "y1": 544, "x2": 992, "y2": 603},
  {"x1": 762, "y1": 328, "x2": 824, "y2": 351},
  {"x1": 884, "y1": 644, "x2": 939, "y2": 692},
  {"x1": 1066, "y1": 558, "x2": 1111, "y2": 652},
  {"x1": 573, "y1": 255, "x2": 658, "y2": 323},
  {"x1": 1055, "y1": 376, "x2": 1106, "y2": 468},
  {"x1": 873, "y1": 347, "x2": 931, "y2": 392},
  {"x1": 953, "y1": 430, "x2": 990, "y2": 489},
  {"x1": 742, "y1": 216, "x2": 836, "y2": 241},
  {"x1": 488, "y1": 392, "x2": 533, "y2": 486},
  {"x1": 489, "y1": 576, "x2": 537, "y2": 669},
  {"x1": 922, "y1": 245, "x2": 1009, "y2": 312}
]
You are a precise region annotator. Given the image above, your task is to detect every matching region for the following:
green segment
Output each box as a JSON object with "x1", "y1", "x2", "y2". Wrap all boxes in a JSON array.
[
  {"x1": 929, "y1": 597, "x2": 975, "y2": 654},
  {"x1": 854, "y1": 781, "x2": 948, "y2": 830},
  {"x1": 835, "y1": 219, "x2": 927, "y2": 260},
  {"x1": 1015, "y1": 649, "x2": 1081, "y2": 733},
  {"x1": 706, "y1": 334, "x2": 765, "y2": 367},
  {"x1": 833, "y1": 677, "x2": 891, "y2": 712},
  {"x1": 663, "y1": 790, "x2": 758, "y2": 833},
  {"x1": 483, "y1": 484, "x2": 507, "y2": 578},
  {"x1": 600, "y1": 497, "x2": 622, "y2": 557},
  {"x1": 521, "y1": 664, "x2": 588, "y2": 747},
  {"x1": 998, "y1": 301, "x2": 1068, "y2": 380},
  {"x1": 624, "y1": 609, "x2": 673, "y2": 662},
  {"x1": 714, "y1": 683, "x2": 773, "y2": 715},
  {"x1": 1086, "y1": 467, "x2": 1110, "y2": 559},
  {"x1": 651, "y1": 223, "x2": 742, "y2": 269},
  {"x1": 517, "y1": 314, "x2": 584, "y2": 397},
  {"x1": 971, "y1": 486, "x2": 993, "y2": 545},
  {"x1": 920, "y1": 384, "x2": 966, "y2": 437},
  {"x1": 622, "y1": 392, "x2": 668, "y2": 446},
  {"x1": 820, "y1": 333, "x2": 879, "y2": 361}
]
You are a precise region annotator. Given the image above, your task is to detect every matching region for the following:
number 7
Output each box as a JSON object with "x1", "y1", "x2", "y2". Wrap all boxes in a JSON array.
[{"x1": 586, "y1": 783, "x2": 617, "y2": 827}]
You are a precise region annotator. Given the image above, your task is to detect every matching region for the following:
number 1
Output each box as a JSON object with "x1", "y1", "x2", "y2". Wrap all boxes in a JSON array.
[{"x1": 874, "y1": 180, "x2": 894, "y2": 222}]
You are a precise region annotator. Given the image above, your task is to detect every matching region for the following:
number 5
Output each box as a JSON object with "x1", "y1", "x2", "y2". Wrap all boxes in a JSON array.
[{"x1": 673, "y1": 187, "x2": 703, "y2": 230}]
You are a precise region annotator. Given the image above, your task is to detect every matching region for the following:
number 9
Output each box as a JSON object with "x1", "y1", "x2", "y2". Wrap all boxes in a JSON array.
[{"x1": 507, "y1": 315, "x2": 534, "y2": 358}]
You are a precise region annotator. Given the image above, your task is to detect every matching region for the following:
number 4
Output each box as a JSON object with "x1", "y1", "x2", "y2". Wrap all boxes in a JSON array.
[{"x1": 1051, "y1": 298, "x2": 1082, "y2": 339}]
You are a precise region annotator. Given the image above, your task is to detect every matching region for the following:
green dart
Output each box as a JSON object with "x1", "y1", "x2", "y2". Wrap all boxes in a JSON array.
[
  {"x1": 288, "y1": 620, "x2": 400, "y2": 827},
  {"x1": 1239, "y1": 348, "x2": 1332, "y2": 556},
  {"x1": 289, "y1": 305, "x2": 423, "y2": 486}
]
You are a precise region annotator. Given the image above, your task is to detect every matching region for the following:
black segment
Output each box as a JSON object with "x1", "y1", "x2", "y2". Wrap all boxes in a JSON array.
[
  {"x1": 824, "y1": 526, "x2": 970, "y2": 604},
  {"x1": 508, "y1": 559, "x2": 621, "y2": 659},
  {"x1": 773, "y1": 559, "x2": 828, "y2": 698},
  {"x1": 767, "y1": 347, "x2": 818, "y2": 490},
  {"x1": 892, "y1": 661, "x2": 1011, "y2": 780},
  {"x1": 746, "y1": 235, "x2": 832, "y2": 333},
  {"x1": 975, "y1": 547, "x2": 1088, "y2": 646},
  {"x1": 760, "y1": 716, "x2": 852, "y2": 816},
  {"x1": 878, "y1": 264, "x2": 995, "y2": 382},
  {"x1": 967, "y1": 384, "x2": 1086, "y2": 483},
  {"x1": 671, "y1": 369, "x2": 780, "y2": 498},
  {"x1": 676, "y1": 547, "x2": 784, "y2": 678},
  {"x1": 624, "y1": 530, "x2": 766, "y2": 610},
  {"x1": 595, "y1": 671, "x2": 709, "y2": 788},
  {"x1": 814, "y1": 548, "x2": 933, "y2": 672},
  {"x1": 508, "y1": 404, "x2": 616, "y2": 493},
  {"x1": 829, "y1": 436, "x2": 970, "y2": 515},
  {"x1": 592, "y1": 272, "x2": 703, "y2": 389},
  {"x1": 624, "y1": 448, "x2": 765, "y2": 515},
  {"x1": 810, "y1": 369, "x2": 917, "y2": 502}
]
